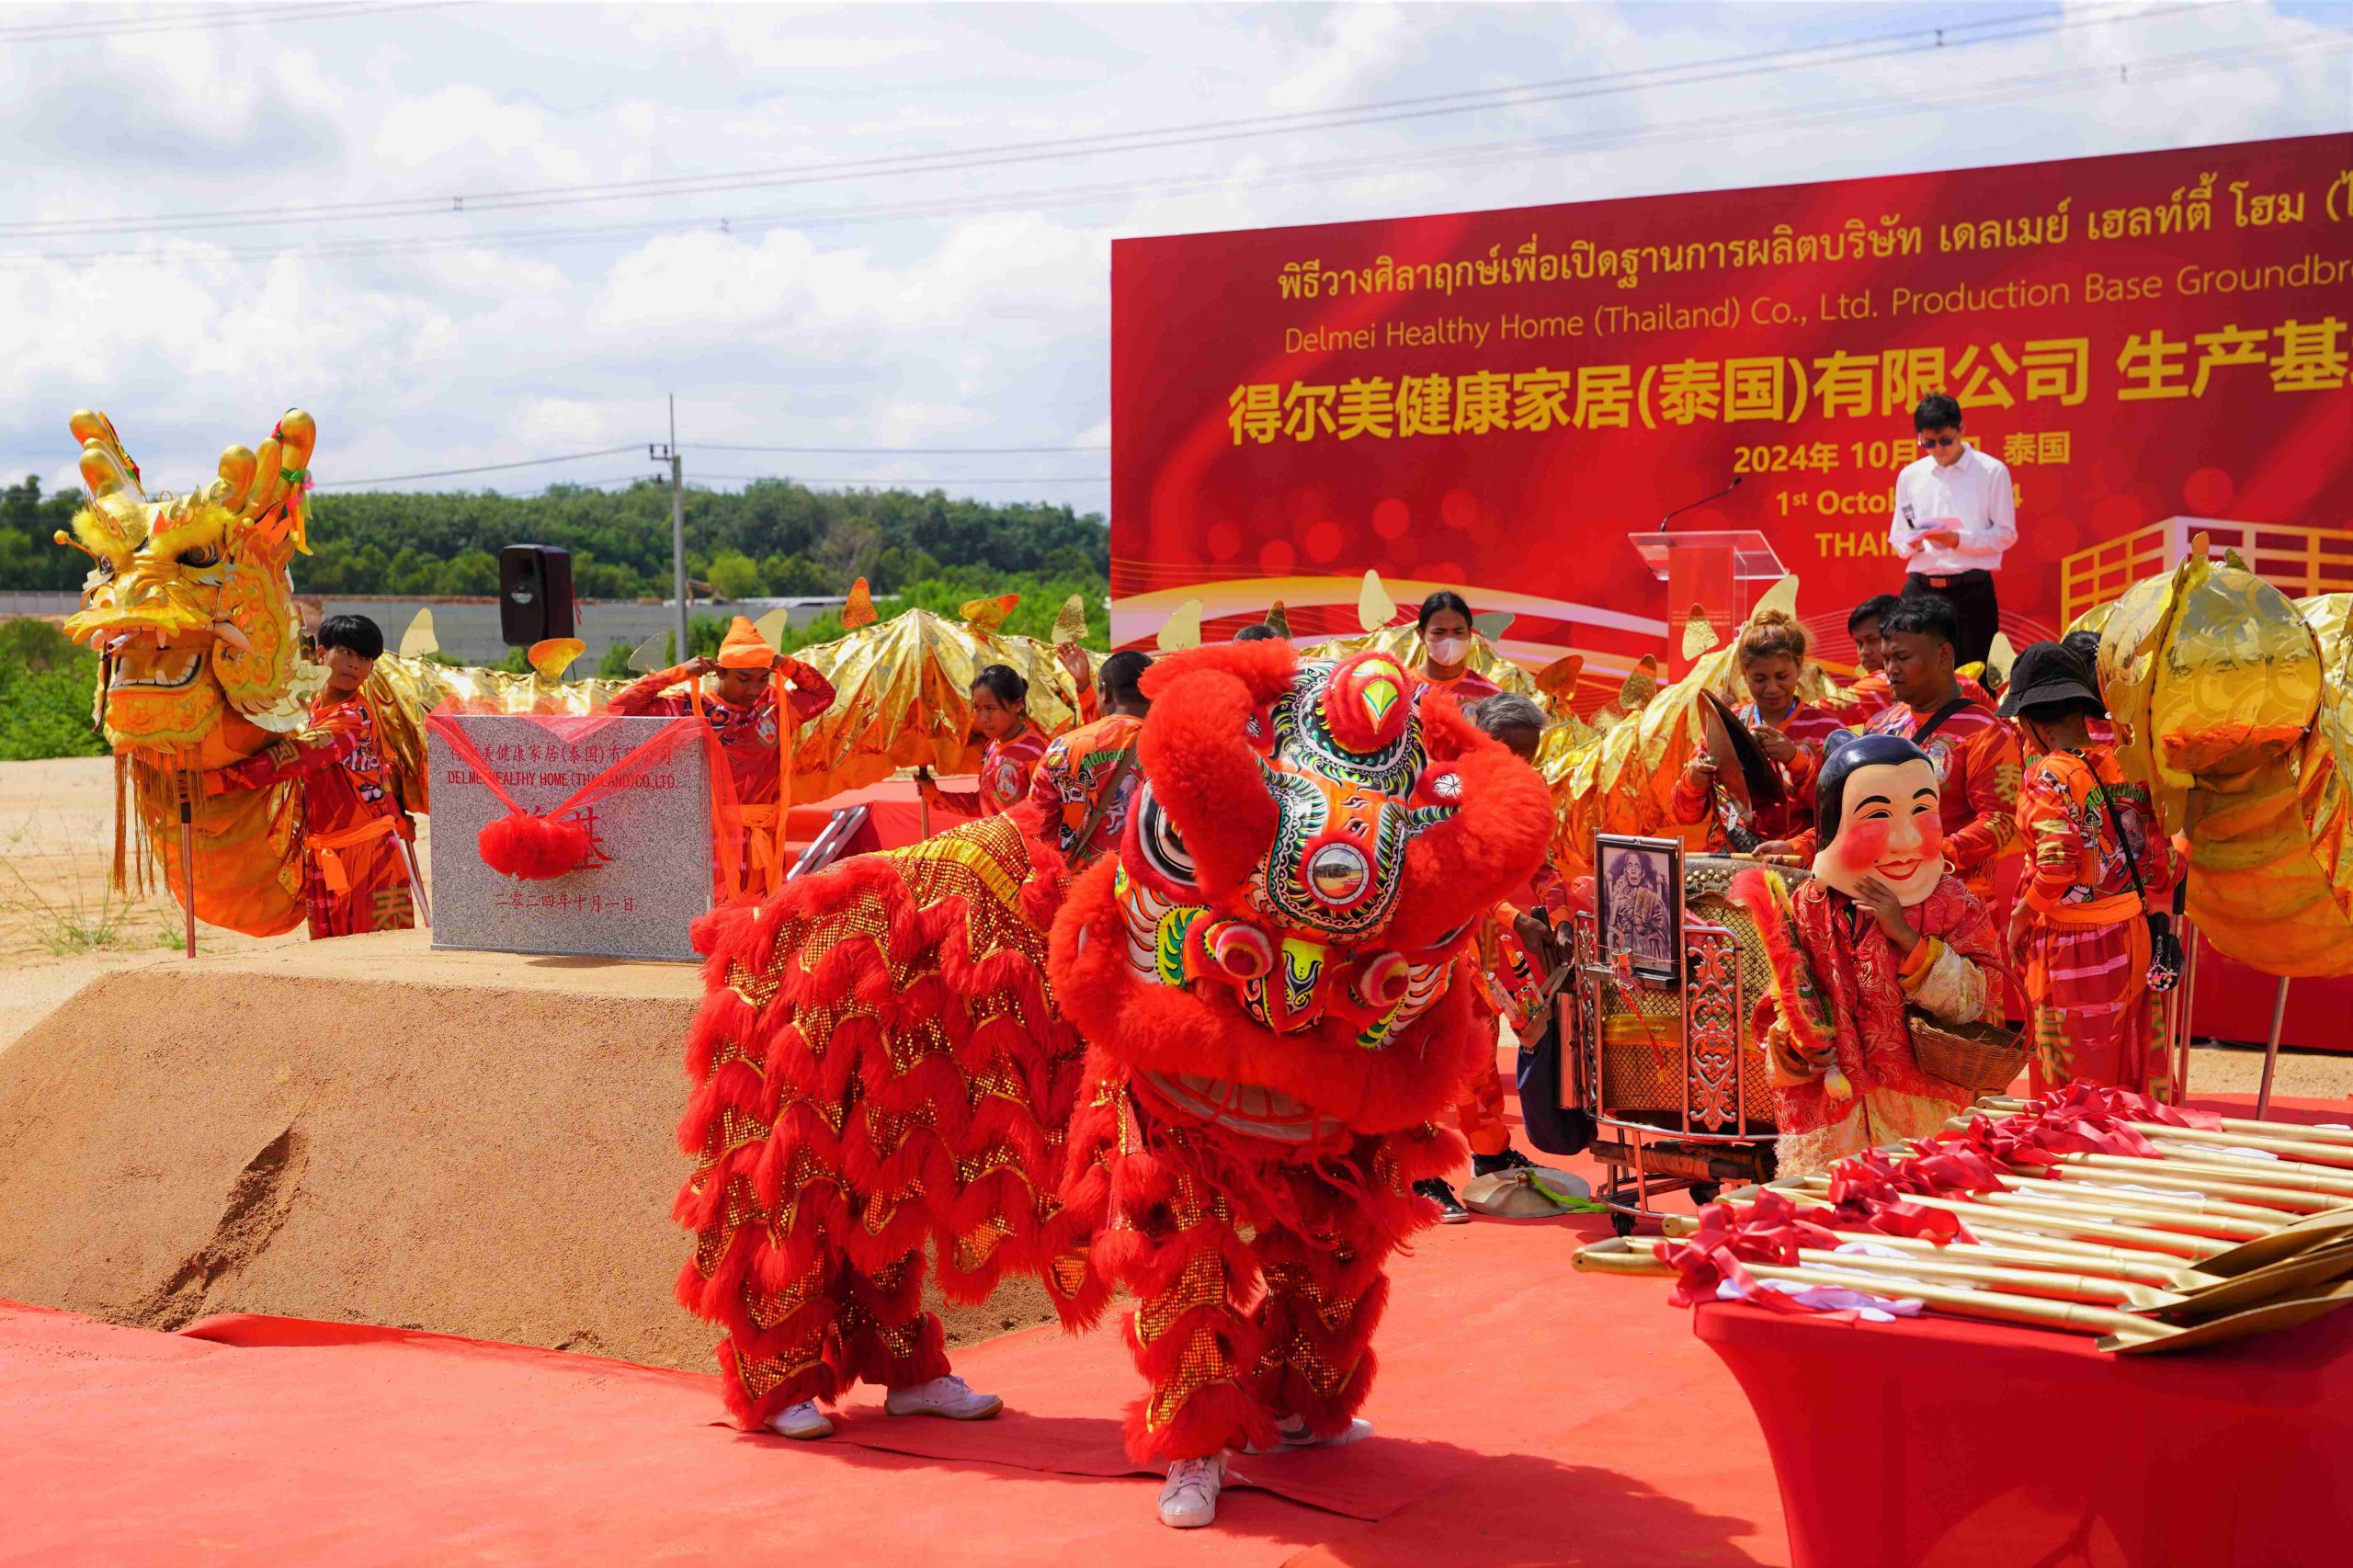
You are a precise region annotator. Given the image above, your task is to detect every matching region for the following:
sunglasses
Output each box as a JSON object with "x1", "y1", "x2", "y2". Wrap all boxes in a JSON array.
[{"x1": 1917, "y1": 435, "x2": 1961, "y2": 449}]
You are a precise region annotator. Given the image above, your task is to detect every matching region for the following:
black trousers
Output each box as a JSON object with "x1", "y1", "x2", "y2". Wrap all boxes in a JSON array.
[{"x1": 1904, "y1": 569, "x2": 1999, "y2": 669}]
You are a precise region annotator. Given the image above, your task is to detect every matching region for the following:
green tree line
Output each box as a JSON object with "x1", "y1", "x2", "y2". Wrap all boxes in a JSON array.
[{"x1": 2, "y1": 474, "x2": 1108, "y2": 601}]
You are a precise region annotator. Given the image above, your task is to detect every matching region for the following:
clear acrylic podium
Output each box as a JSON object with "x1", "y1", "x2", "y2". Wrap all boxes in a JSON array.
[{"x1": 1628, "y1": 530, "x2": 1787, "y2": 673}]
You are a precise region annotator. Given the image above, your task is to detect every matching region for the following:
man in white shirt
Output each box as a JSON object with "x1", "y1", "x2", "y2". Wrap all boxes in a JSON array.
[{"x1": 1889, "y1": 392, "x2": 2017, "y2": 668}]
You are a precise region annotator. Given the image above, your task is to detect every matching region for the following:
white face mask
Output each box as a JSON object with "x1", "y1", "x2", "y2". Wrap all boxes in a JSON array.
[{"x1": 1427, "y1": 635, "x2": 1471, "y2": 666}]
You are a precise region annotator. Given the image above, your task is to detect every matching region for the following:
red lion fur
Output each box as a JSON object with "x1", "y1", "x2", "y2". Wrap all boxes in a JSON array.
[
  {"x1": 1052, "y1": 644, "x2": 1555, "y2": 1130},
  {"x1": 674, "y1": 819, "x2": 1085, "y2": 1426}
]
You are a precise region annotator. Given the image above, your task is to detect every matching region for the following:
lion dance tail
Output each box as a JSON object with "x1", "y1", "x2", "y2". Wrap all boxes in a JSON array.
[{"x1": 673, "y1": 816, "x2": 1086, "y2": 1427}]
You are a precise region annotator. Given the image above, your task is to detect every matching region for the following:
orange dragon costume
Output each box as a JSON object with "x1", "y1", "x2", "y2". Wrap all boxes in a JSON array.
[
  {"x1": 51, "y1": 407, "x2": 610, "y2": 939},
  {"x1": 675, "y1": 642, "x2": 1551, "y2": 1484}
]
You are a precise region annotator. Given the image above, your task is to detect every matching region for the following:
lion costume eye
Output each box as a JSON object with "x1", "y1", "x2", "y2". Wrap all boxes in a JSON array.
[
  {"x1": 1134, "y1": 783, "x2": 1196, "y2": 887},
  {"x1": 176, "y1": 544, "x2": 222, "y2": 568}
]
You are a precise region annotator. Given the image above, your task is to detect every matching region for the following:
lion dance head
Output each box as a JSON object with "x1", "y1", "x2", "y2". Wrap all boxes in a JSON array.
[{"x1": 1051, "y1": 641, "x2": 1556, "y2": 1135}]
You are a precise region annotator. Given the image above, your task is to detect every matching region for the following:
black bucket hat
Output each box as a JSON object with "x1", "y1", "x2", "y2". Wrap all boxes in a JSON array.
[{"x1": 1996, "y1": 641, "x2": 2105, "y2": 720}]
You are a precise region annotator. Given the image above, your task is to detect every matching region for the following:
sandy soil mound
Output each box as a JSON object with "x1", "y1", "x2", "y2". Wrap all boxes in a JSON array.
[{"x1": 0, "y1": 931, "x2": 1052, "y2": 1371}]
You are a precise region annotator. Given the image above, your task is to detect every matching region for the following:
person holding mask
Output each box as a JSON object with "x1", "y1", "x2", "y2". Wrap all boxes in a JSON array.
[
  {"x1": 1413, "y1": 591, "x2": 1501, "y2": 705},
  {"x1": 1891, "y1": 392, "x2": 2017, "y2": 669},
  {"x1": 1759, "y1": 595, "x2": 2019, "y2": 906},
  {"x1": 919, "y1": 664, "x2": 1050, "y2": 818},
  {"x1": 1675, "y1": 608, "x2": 1843, "y2": 847}
]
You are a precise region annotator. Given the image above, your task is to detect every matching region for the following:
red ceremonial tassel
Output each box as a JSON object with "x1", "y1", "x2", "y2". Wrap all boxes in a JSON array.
[{"x1": 477, "y1": 811, "x2": 592, "y2": 880}]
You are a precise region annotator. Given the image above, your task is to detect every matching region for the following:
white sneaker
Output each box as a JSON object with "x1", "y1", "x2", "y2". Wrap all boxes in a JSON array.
[
  {"x1": 767, "y1": 1399, "x2": 834, "y2": 1440},
  {"x1": 883, "y1": 1373, "x2": 1004, "y2": 1421},
  {"x1": 1245, "y1": 1415, "x2": 1373, "y2": 1453},
  {"x1": 1158, "y1": 1454, "x2": 1227, "y2": 1528}
]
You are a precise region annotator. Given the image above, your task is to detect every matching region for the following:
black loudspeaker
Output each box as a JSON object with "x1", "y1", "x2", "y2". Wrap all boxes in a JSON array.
[{"x1": 499, "y1": 545, "x2": 574, "y2": 645}]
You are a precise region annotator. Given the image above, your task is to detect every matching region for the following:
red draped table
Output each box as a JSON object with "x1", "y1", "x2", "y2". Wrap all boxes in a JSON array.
[
  {"x1": 784, "y1": 778, "x2": 929, "y2": 858},
  {"x1": 1696, "y1": 1296, "x2": 2353, "y2": 1567}
]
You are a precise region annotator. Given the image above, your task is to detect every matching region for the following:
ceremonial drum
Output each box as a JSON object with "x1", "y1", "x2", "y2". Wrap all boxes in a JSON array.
[{"x1": 1570, "y1": 853, "x2": 1790, "y2": 1233}]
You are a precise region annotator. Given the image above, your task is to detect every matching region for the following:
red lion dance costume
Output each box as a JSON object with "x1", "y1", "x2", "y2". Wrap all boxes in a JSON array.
[{"x1": 676, "y1": 642, "x2": 1551, "y2": 1527}]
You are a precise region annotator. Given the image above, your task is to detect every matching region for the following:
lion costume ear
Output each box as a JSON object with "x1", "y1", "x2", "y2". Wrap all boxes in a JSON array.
[
  {"x1": 211, "y1": 409, "x2": 316, "y2": 714},
  {"x1": 1133, "y1": 643, "x2": 1294, "y2": 897},
  {"x1": 1140, "y1": 635, "x2": 1299, "y2": 707}
]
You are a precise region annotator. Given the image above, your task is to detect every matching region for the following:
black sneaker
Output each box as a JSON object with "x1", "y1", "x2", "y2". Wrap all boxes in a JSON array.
[
  {"x1": 1415, "y1": 1177, "x2": 1471, "y2": 1224},
  {"x1": 1472, "y1": 1146, "x2": 1536, "y2": 1179}
]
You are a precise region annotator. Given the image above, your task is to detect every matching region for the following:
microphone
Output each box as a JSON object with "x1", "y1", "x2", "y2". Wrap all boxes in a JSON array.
[{"x1": 1657, "y1": 473, "x2": 1745, "y2": 533}]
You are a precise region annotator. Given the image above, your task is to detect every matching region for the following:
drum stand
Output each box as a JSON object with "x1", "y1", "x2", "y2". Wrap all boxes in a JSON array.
[{"x1": 1572, "y1": 912, "x2": 1779, "y2": 1236}]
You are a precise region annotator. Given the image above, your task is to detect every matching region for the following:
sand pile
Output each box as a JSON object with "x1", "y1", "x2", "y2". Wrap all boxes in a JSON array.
[{"x1": 0, "y1": 931, "x2": 1051, "y2": 1371}]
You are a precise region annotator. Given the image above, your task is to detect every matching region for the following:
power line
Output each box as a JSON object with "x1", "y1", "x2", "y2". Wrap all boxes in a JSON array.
[
  {"x1": 10, "y1": 28, "x2": 2335, "y2": 271},
  {"x1": 688, "y1": 473, "x2": 1109, "y2": 485},
  {"x1": 0, "y1": 4, "x2": 2188, "y2": 241},
  {"x1": 0, "y1": 1, "x2": 462, "y2": 45},
  {"x1": 686, "y1": 442, "x2": 1108, "y2": 455},
  {"x1": 314, "y1": 444, "x2": 646, "y2": 487}
]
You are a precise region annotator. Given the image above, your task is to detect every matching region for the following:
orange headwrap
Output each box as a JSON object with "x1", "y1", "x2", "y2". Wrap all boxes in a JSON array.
[{"x1": 715, "y1": 616, "x2": 774, "y2": 670}]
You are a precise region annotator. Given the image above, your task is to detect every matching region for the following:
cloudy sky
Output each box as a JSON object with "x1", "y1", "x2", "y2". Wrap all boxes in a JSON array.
[{"x1": 4, "y1": 0, "x2": 2347, "y2": 525}]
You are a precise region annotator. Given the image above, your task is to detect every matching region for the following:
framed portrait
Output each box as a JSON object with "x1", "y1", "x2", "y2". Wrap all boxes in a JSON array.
[{"x1": 1595, "y1": 834, "x2": 1684, "y2": 985}]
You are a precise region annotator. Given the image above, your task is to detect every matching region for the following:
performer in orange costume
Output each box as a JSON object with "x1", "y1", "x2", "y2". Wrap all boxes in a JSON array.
[
  {"x1": 2000, "y1": 642, "x2": 2181, "y2": 1097},
  {"x1": 1823, "y1": 594, "x2": 1901, "y2": 722},
  {"x1": 1763, "y1": 595, "x2": 2020, "y2": 908},
  {"x1": 201, "y1": 614, "x2": 421, "y2": 938},
  {"x1": 1741, "y1": 733, "x2": 2014, "y2": 1177},
  {"x1": 1052, "y1": 644, "x2": 1552, "y2": 1528},
  {"x1": 608, "y1": 615, "x2": 835, "y2": 892},
  {"x1": 1024, "y1": 649, "x2": 1151, "y2": 869},
  {"x1": 918, "y1": 663, "x2": 1055, "y2": 819},
  {"x1": 1409, "y1": 590, "x2": 1503, "y2": 705}
]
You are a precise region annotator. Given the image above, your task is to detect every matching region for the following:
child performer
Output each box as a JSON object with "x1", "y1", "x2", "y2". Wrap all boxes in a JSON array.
[
  {"x1": 1673, "y1": 608, "x2": 1844, "y2": 849},
  {"x1": 1740, "y1": 733, "x2": 2013, "y2": 1177},
  {"x1": 608, "y1": 615, "x2": 835, "y2": 892},
  {"x1": 1827, "y1": 594, "x2": 1902, "y2": 721},
  {"x1": 1417, "y1": 694, "x2": 1569, "y2": 1221},
  {"x1": 200, "y1": 614, "x2": 422, "y2": 938},
  {"x1": 1759, "y1": 595, "x2": 2020, "y2": 908},
  {"x1": 2000, "y1": 642, "x2": 2180, "y2": 1097},
  {"x1": 918, "y1": 664, "x2": 1051, "y2": 819}
]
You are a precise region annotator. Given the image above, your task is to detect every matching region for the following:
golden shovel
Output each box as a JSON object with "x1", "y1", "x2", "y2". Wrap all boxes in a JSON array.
[
  {"x1": 1573, "y1": 1240, "x2": 2353, "y2": 1352},
  {"x1": 1984, "y1": 1097, "x2": 2353, "y2": 1151}
]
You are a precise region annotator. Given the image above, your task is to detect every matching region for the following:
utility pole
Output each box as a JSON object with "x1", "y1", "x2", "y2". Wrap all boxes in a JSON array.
[{"x1": 650, "y1": 394, "x2": 687, "y2": 662}]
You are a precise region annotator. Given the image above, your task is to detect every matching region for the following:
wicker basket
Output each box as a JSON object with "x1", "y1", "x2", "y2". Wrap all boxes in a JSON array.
[{"x1": 1909, "y1": 1011, "x2": 2030, "y2": 1094}]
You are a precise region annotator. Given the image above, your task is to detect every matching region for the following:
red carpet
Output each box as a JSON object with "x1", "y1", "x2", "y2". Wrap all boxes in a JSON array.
[
  {"x1": 0, "y1": 1059, "x2": 1786, "y2": 1568},
  {"x1": 6, "y1": 1079, "x2": 2327, "y2": 1565}
]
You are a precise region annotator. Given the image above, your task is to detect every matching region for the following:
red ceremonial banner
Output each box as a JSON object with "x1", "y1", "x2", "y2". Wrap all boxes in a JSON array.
[{"x1": 1110, "y1": 132, "x2": 2353, "y2": 699}]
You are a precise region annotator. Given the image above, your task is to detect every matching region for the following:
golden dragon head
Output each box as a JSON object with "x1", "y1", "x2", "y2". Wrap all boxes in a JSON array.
[{"x1": 56, "y1": 408, "x2": 316, "y2": 766}]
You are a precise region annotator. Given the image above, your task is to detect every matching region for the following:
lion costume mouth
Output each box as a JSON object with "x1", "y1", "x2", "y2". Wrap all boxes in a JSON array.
[
  {"x1": 1136, "y1": 1071, "x2": 1347, "y2": 1143},
  {"x1": 108, "y1": 647, "x2": 204, "y2": 692}
]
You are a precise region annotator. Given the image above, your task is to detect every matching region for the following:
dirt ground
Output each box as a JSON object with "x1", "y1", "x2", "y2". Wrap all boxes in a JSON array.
[{"x1": 0, "y1": 756, "x2": 393, "y2": 1051}]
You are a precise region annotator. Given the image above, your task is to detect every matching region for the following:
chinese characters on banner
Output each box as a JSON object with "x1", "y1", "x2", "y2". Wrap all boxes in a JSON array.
[
  {"x1": 1109, "y1": 133, "x2": 2353, "y2": 699},
  {"x1": 426, "y1": 714, "x2": 713, "y2": 962}
]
